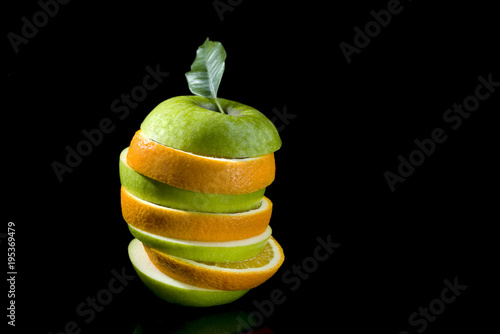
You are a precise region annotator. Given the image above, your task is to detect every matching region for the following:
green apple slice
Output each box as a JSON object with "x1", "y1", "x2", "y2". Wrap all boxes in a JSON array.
[
  {"x1": 128, "y1": 238, "x2": 249, "y2": 307},
  {"x1": 140, "y1": 96, "x2": 281, "y2": 158},
  {"x1": 128, "y1": 224, "x2": 272, "y2": 262},
  {"x1": 119, "y1": 148, "x2": 265, "y2": 213}
]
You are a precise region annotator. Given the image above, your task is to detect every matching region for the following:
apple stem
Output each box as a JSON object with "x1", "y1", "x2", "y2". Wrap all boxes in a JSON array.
[{"x1": 215, "y1": 98, "x2": 226, "y2": 114}]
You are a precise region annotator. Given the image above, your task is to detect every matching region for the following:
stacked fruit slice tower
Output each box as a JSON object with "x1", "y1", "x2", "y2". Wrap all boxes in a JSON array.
[{"x1": 119, "y1": 39, "x2": 284, "y2": 307}]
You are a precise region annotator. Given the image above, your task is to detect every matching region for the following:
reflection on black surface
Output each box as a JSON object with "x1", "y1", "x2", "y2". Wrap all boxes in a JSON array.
[{"x1": 133, "y1": 308, "x2": 273, "y2": 334}]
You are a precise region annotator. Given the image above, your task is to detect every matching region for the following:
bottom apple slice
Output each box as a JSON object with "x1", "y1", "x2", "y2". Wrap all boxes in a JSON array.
[
  {"x1": 129, "y1": 238, "x2": 249, "y2": 307},
  {"x1": 128, "y1": 224, "x2": 272, "y2": 262}
]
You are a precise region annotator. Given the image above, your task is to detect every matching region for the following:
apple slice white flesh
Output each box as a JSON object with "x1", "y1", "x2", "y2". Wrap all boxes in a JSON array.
[
  {"x1": 128, "y1": 224, "x2": 272, "y2": 262},
  {"x1": 128, "y1": 239, "x2": 249, "y2": 307}
]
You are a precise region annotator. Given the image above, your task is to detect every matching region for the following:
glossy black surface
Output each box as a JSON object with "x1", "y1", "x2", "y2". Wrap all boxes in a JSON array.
[{"x1": 5, "y1": 1, "x2": 498, "y2": 333}]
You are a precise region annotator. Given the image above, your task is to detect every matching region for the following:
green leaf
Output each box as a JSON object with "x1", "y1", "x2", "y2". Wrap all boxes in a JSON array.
[{"x1": 185, "y1": 38, "x2": 227, "y2": 113}]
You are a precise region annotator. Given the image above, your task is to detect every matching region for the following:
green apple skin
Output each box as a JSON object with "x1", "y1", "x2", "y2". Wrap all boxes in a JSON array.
[
  {"x1": 128, "y1": 224, "x2": 271, "y2": 262},
  {"x1": 129, "y1": 239, "x2": 249, "y2": 307},
  {"x1": 131, "y1": 259, "x2": 249, "y2": 308},
  {"x1": 140, "y1": 96, "x2": 282, "y2": 158},
  {"x1": 119, "y1": 148, "x2": 265, "y2": 213}
]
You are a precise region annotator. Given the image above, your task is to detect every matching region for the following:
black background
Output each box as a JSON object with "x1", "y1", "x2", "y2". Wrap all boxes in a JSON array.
[{"x1": 5, "y1": 0, "x2": 499, "y2": 333}]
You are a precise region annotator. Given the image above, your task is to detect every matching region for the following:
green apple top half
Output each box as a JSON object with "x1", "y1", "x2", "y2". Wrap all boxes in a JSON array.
[{"x1": 140, "y1": 38, "x2": 282, "y2": 159}]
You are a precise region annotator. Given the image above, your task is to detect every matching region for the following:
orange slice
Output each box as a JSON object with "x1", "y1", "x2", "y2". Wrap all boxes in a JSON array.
[
  {"x1": 128, "y1": 239, "x2": 249, "y2": 307},
  {"x1": 144, "y1": 237, "x2": 284, "y2": 291},
  {"x1": 126, "y1": 130, "x2": 275, "y2": 195},
  {"x1": 120, "y1": 187, "x2": 272, "y2": 242}
]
